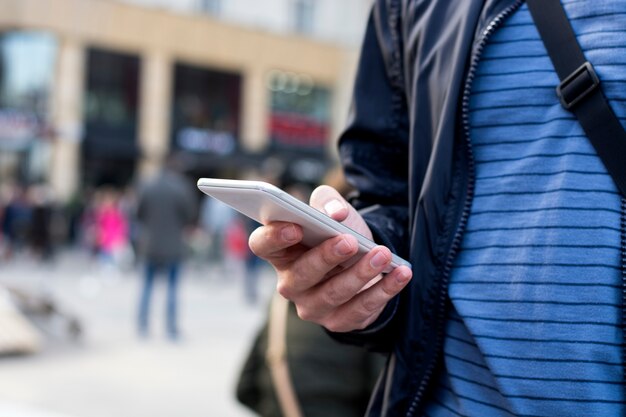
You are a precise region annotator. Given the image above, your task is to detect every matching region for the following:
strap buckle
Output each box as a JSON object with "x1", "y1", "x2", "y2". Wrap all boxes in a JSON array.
[{"x1": 557, "y1": 61, "x2": 600, "y2": 110}]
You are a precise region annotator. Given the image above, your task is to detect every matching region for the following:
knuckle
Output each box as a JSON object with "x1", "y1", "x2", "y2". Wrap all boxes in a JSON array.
[
  {"x1": 356, "y1": 314, "x2": 377, "y2": 331},
  {"x1": 296, "y1": 305, "x2": 317, "y2": 322},
  {"x1": 359, "y1": 294, "x2": 380, "y2": 314},
  {"x1": 267, "y1": 226, "x2": 281, "y2": 245},
  {"x1": 319, "y1": 245, "x2": 340, "y2": 267},
  {"x1": 262, "y1": 224, "x2": 280, "y2": 244},
  {"x1": 275, "y1": 280, "x2": 293, "y2": 300},
  {"x1": 351, "y1": 320, "x2": 368, "y2": 332},
  {"x1": 322, "y1": 319, "x2": 345, "y2": 333},
  {"x1": 248, "y1": 226, "x2": 276, "y2": 255},
  {"x1": 350, "y1": 308, "x2": 380, "y2": 331},
  {"x1": 381, "y1": 275, "x2": 401, "y2": 297},
  {"x1": 290, "y1": 263, "x2": 307, "y2": 283},
  {"x1": 355, "y1": 262, "x2": 378, "y2": 284},
  {"x1": 320, "y1": 282, "x2": 344, "y2": 308}
]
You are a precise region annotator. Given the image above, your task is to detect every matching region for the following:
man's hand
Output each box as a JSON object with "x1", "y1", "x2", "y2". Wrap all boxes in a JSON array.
[{"x1": 248, "y1": 185, "x2": 412, "y2": 333}]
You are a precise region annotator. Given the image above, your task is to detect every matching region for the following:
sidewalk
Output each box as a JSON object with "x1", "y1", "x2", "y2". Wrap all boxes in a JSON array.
[
  {"x1": 0, "y1": 402, "x2": 80, "y2": 417},
  {"x1": 0, "y1": 250, "x2": 275, "y2": 417}
]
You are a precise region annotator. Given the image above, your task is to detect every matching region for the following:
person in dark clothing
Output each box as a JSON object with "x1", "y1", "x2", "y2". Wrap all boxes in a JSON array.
[
  {"x1": 249, "y1": 1, "x2": 626, "y2": 416},
  {"x1": 2, "y1": 185, "x2": 32, "y2": 258},
  {"x1": 28, "y1": 184, "x2": 55, "y2": 261},
  {"x1": 136, "y1": 157, "x2": 196, "y2": 340}
]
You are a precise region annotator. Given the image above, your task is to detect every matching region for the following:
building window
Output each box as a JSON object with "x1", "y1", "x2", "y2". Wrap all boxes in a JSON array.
[
  {"x1": 292, "y1": 0, "x2": 315, "y2": 35},
  {"x1": 171, "y1": 63, "x2": 241, "y2": 157},
  {"x1": 84, "y1": 48, "x2": 140, "y2": 138},
  {"x1": 267, "y1": 70, "x2": 330, "y2": 153},
  {"x1": 0, "y1": 31, "x2": 57, "y2": 183},
  {"x1": 83, "y1": 48, "x2": 141, "y2": 186},
  {"x1": 198, "y1": 0, "x2": 221, "y2": 16},
  {"x1": 0, "y1": 32, "x2": 56, "y2": 117}
]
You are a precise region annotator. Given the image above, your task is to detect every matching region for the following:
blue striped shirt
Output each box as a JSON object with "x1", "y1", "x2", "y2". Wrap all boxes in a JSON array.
[{"x1": 425, "y1": 1, "x2": 624, "y2": 416}]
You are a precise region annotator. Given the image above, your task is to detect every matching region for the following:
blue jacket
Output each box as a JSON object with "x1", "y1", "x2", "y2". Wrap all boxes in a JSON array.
[{"x1": 336, "y1": 0, "x2": 533, "y2": 416}]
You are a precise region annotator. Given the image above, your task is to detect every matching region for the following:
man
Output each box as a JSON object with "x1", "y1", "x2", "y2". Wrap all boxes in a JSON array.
[
  {"x1": 249, "y1": 0, "x2": 625, "y2": 416},
  {"x1": 136, "y1": 155, "x2": 196, "y2": 340}
]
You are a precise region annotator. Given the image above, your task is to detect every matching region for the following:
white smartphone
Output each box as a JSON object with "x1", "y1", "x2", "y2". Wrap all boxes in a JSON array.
[{"x1": 196, "y1": 178, "x2": 411, "y2": 273}]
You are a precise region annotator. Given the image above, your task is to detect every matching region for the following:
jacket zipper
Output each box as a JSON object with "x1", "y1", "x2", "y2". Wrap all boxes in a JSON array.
[
  {"x1": 621, "y1": 197, "x2": 626, "y2": 376},
  {"x1": 405, "y1": 1, "x2": 524, "y2": 415}
]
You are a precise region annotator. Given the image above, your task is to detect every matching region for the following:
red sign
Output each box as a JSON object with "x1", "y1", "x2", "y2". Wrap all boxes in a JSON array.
[{"x1": 269, "y1": 112, "x2": 328, "y2": 149}]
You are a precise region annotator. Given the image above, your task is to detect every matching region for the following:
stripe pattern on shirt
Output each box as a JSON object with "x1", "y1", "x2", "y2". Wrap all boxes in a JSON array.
[{"x1": 424, "y1": 1, "x2": 624, "y2": 416}]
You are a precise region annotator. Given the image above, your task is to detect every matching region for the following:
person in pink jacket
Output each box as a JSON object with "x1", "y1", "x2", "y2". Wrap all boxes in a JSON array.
[{"x1": 94, "y1": 188, "x2": 128, "y2": 264}]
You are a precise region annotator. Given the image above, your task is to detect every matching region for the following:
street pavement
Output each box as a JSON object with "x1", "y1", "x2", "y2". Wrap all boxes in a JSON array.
[{"x1": 0, "y1": 250, "x2": 277, "y2": 417}]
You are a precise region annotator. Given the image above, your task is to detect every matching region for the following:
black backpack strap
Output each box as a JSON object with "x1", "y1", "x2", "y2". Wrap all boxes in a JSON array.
[{"x1": 527, "y1": 0, "x2": 626, "y2": 198}]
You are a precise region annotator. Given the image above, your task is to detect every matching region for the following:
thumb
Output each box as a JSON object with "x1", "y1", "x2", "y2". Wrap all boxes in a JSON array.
[{"x1": 309, "y1": 185, "x2": 373, "y2": 241}]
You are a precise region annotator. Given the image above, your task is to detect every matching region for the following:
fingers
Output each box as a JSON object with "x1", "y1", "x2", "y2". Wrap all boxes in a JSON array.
[
  {"x1": 277, "y1": 233, "x2": 360, "y2": 294},
  {"x1": 319, "y1": 265, "x2": 412, "y2": 333},
  {"x1": 310, "y1": 185, "x2": 374, "y2": 241},
  {"x1": 248, "y1": 222, "x2": 305, "y2": 268},
  {"x1": 249, "y1": 184, "x2": 412, "y2": 334},
  {"x1": 292, "y1": 246, "x2": 410, "y2": 326},
  {"x1": 249, "y1": 222, "x2": 362, "y2": 292},
  {"x1": 310, "y1": 185, "x2": 350, "y2": 221}
]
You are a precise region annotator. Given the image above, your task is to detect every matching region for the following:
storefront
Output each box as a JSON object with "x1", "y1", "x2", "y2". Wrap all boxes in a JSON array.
[{"x1": 81, "y1": 47, "x2": 141, "y2": 187}]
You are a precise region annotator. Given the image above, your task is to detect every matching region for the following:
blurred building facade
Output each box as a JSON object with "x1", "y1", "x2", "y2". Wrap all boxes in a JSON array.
[
  {"x1": 0, "y1": 0, "x2": 371, "y2": 202},
  {"x1": 121, "y1": 0, "x2": 370, "y2": 46}
]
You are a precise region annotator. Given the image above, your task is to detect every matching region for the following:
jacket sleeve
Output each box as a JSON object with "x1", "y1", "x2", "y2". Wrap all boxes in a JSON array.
[{"x1": 332, "y1": 0, "x2": 411, "y2": 352}]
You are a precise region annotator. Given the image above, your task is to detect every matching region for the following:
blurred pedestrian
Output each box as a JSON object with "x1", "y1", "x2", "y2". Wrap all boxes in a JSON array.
[
  {"x1": 93, "y1": 187, "x2": 129, "y2": 267},
  {"x1": 242, "y1": 215, "x2": 264, "y2": 305},
  {"x1": 28, "y1": 184, "x2": 55, "y2": 261},
  {"x1": 199, "y1": 195, "x2": 236, "y2": 264},
  {"x1": 1, "y1": 184, "x2": 32, "y2": 259},
  {"x1": 136, "y1": 154, "x2": 196, "y2": 340},
  {"x1": 223, "y1": 213, "x2": 253, "y2": 291}
]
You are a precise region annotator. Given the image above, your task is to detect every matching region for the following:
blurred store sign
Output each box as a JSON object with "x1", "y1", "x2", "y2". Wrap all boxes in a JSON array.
[
  {"x1": 0, "y1": 110, "x2": 43, "y2": 151},
  {"x1": 266, "y1": 70, "x2": 314, "y2": 96},
  {"x1": 176, "y1": 127, "x2": 236, "y2": 155},
  {"x1": 267, "y1": 70, "x2": 331, "y2": 153},
  {"x1": 269, "y1": 112, "x2": 328, "y2": 149}
]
